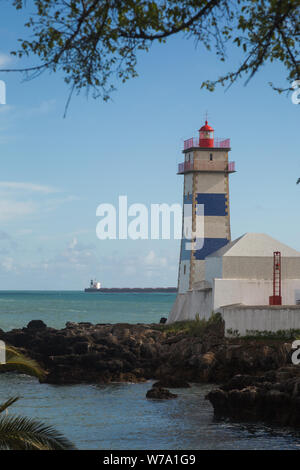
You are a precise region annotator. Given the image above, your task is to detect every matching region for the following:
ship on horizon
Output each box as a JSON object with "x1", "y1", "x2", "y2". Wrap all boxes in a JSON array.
[
  {"x1": 84, "y1": 280, "x2": 177, "y2": 293},
  {"x1": 84, "y1": 279, "x2": 101, "y2": 292}
]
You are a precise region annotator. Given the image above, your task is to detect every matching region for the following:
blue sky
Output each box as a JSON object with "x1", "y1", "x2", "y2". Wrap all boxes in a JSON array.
[{"x1": 0, "y1": 2, "x2": 299, "y2": 289}]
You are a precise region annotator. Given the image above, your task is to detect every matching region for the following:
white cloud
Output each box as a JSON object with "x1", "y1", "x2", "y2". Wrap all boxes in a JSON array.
[
  {"x1": 0, "y1": 53, "x2": 11, "y2": 67},
  {"x1": 44, "y1": 195, "x2": 80, "y2": 212},
  {"x1": 16, "y1": 228, "x2": 33, "y2": 236},
  {"x1": 0, "y1": 100, "x2": 56, "y2": 144},
  {"x1": 144, "y1": 250, "x2": 155, "y2": 265},
  {"x1": 0, "y1": 181, "x2": 59, "y2": 194},
  {"x1": 0, "y1": 105, "x2": 14, "y2": 114},
  {"x1": 0, "y1": 100, "x2": 56, "y2": 119},
  {"x1": 0, "y1": 239, "x2": 179, "y2": 288},
  {"x1": 1, "y1": 256, "x2": 14, "y2": 272},
  {"x1": 144, "y1": 250, "x2": 167, "y2": 267},
  {"x1": 0, "y1": 199, "x2": 36, "y2": 221},
  {"x1": 49, "y1": 238, "x2": 95, "y2": 270},
  {"x1": 22, "y1": 100, "x2": 56, "y2": 117},
  {"x1": 97, "y1": 248, "x2": 177, "y2": 285},
  {"x1": 69, "y1": 237, "x2": 78, "y2": 250},
  {"x1": 0, "y1": 181, "x2": 77, "y2": 222}
]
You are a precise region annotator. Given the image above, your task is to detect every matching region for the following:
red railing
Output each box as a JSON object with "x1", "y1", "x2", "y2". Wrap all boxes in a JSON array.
[
  {"x1": 183, "y1": 137, "x2": 230, "y2": 150},
  {"x1": 178, "y1": 160, "x2": 235, "y2": 174}
]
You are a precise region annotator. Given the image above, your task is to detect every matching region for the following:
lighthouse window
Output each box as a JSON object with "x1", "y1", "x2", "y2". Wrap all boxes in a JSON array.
[
  {"x1": 210, "y1": 153, "x2": 213, "y2": 161},
  {"x1": 184, "y1": 265, "x2": 186, "y2": 275}
]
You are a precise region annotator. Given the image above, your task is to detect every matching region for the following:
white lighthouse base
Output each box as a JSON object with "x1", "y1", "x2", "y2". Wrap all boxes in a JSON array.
[
  {"x1": 167, "y1": 278, "x2": 300, "y2": 336},
  {"x1": 167, "y1": 282, "x2": 213, "y2": 323},
  {"x1": 169, "y1": 233, "x2": 300, "y2": 334}
]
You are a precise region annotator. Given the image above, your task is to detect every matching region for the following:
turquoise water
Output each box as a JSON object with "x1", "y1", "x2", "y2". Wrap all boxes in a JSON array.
[
  {"x1": 0, "y1": 291, "x2": 300, "y2": 449},
  {"x1": 0, "y1": 291, "x2": 175, "y2": 331}
]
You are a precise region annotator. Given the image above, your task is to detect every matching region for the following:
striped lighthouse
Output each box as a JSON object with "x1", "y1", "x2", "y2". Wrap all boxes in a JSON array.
[{"x1": 177, "y1": 121, "x2": 235, "y2": 293}]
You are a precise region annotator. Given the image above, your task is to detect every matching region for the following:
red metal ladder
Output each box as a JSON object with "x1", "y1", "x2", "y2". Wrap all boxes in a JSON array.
[{"x1": 269, "y1": 251, "x2": 282, "y2": 305}]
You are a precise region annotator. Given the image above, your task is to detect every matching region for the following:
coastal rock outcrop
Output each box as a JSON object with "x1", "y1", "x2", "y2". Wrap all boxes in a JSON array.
[
  {"x1": 0, "y1": 321, "x2": 167, "y2": 384},
  {"x1": 27, "y1": 320, "x2": 47, "y2": 330},
  {"x1": 0, "y1": 319, "x2": 293, "y2": 387},
  {"x1": 146, "y1": 387, "x2": 177, "y2": 400},
  {"x1": 206, "y1": 365, "x2": 300, "y2": 426},
  {"x1": 1, "y1": 318, "x2": 300, "y2": 427},
  {"x1": 153, "y1": 378, "x2": 190, "y2": 388}
]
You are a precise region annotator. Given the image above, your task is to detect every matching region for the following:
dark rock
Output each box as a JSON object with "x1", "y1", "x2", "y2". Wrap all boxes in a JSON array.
[
  {"x1": 118, "y1": 372, "x2": 146, "y2": 383},
  {"x1": 140, "y1": 343, "x2": 157, "y2": 359},
  {"x1": 73, "y1": 341, "x2": 90, "y2": 354},
  {"x1": 162, "y1": 334, "x2": 187, "y2": 345},
  {"x1": 132, "y1": 367, "x2": 145, "y2": 378},
  {"x1": 146, "y1": 387, "x2": 177, "y2": 400},
  {"x1": 66, "y1": 322, "x2": 77, "y2": 328},
  {"x1": 159, "y1": 317, "x2": 167, "y2": 324},
  {"x1": 207, "y1": 369, "x2": 300, "y2": 426},
  {"x1": 27, "y1": 320, "x2": 47, "y2": 330},
  {"x1": 153, "y1": 377, "x2": 190, "y2": 388}
]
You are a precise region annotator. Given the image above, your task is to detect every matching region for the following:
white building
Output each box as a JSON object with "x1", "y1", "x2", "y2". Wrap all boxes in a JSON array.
[
  {"x1": 169, "y1": 232, "x2": 300, "y2": 334},
  {"x1": 168, "y1": 121, "x2": 300, "y2": 335}
]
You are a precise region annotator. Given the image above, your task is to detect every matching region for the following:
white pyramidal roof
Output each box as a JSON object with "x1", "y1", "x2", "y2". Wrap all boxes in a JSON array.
[{"x1": 207, "y1": 233, "x2": 300, "y2": 258}]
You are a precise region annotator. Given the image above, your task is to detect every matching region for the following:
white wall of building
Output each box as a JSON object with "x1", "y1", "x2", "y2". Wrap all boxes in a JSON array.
[
  {"x1": 222, "y1": 256, "x2": 300, "y2": 280},
  {"x1": 167, "y1": 288, "x2": 212, "y2": 323},
  {"x1": 169, "y1": 278, "x2": 300, "y2": 324},
  {"x1": 213, "y1": 278, "x2": 300, "y2": 311},
  {"x1": 220, "y1": 305, "x2": 300, "y2": 336}
]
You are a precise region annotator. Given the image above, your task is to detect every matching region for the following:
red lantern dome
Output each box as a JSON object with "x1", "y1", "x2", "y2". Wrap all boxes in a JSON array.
[{"x1": 199, "y1": 120, "x2": 214, "y2": 147}]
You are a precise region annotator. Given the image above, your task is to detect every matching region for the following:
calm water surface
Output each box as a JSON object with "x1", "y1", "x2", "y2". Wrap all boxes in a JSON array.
[
  {"x1": 2, "y1": 375, "x2": 300, "y2": 450},
  {"x1": 0, "y1": 291, "x2": 300, "y2": 449},
  {"x1": 0, "y1": 290, "x2": 175, "y2": 331}
]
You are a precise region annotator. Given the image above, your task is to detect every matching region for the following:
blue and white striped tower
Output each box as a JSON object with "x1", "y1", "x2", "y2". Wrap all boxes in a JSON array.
[{"x1": 177, "y1": 121, "x2": 235, "y2": 293}]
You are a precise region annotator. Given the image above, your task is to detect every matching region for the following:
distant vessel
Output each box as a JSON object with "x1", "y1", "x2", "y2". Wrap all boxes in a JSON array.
[
  {"x1": 84, "y1": 280, "x2": 177, "y2": 293},
  {"x1": 84, "y1": 279, "x2": 101, "y2": 292}
]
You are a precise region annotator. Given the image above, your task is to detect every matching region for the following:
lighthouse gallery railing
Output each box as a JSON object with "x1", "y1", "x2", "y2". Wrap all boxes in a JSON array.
[
  {"x1": 184, "y1": 137, "x2": 230, "y2": 150},
  {"x1": 178, "y1": 160, "x2": 235, "y2": 174}
]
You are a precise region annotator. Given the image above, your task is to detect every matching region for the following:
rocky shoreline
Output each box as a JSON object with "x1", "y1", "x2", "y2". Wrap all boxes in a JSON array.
[
  {"x1": 1, "y1": 318, "x2": 299, "y2": 426},
  {"x1": 207, "y1": 366, "x2": 300, "y2": 426}
]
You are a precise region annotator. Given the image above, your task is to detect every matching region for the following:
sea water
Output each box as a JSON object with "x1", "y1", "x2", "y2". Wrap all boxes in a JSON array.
[
  {"x1": 0, "y1": 291, "x2": 300, "y2": 450},
  {"x1": 0, "y1": 290, "x2": 175, "y2": 331}
]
